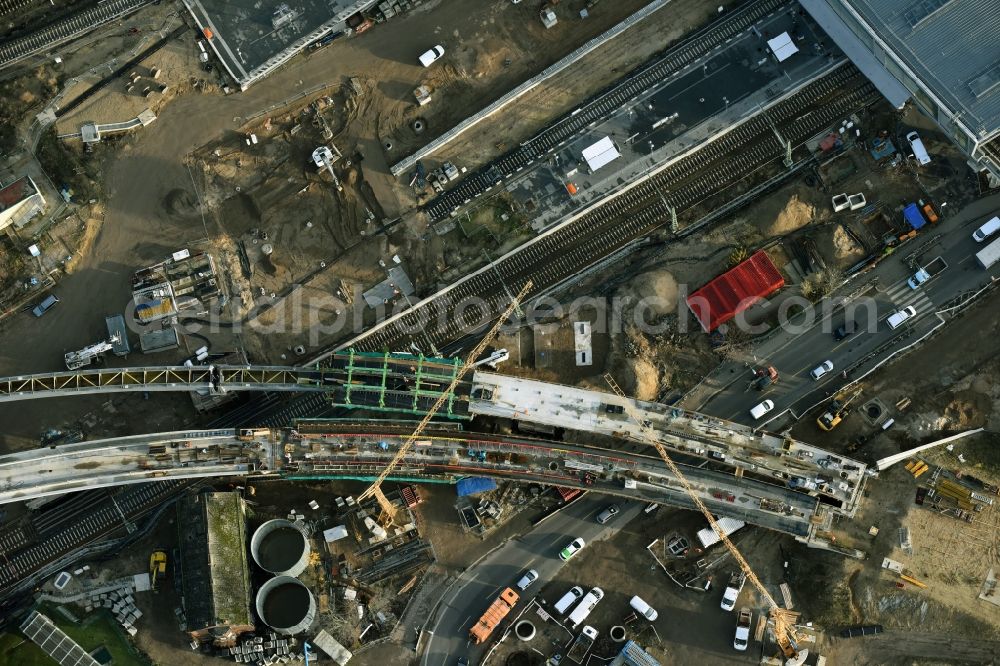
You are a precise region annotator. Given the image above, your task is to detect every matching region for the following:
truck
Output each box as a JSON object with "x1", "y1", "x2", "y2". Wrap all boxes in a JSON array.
[
  {"x1": 907, "y1": 256, "x2": 947, "y2": 289},
  {"x1": 733, "y1": 607, "x2": 752, "y2": 651},
  {"x1": 64, "y1": 338, "x2": 117, "y2": 370},
  {"x1": 566, "y1": 626, "x2": 598, "y2": 664},
  {"x1": 788, "y1": 476, "x2": 818, "y2": 491},
  {"x1": 720, "y1": 572, "x2": 746, "y2": 611},
  {"x1": 469, "y1": 587, "x2": 519, "y2": 644},
  {"x1": 975, "y1": 235, "x2": 1000, "y2": 269},
  {"x1": 751, "y1": 366, "x2": 778, "y2": 390}
]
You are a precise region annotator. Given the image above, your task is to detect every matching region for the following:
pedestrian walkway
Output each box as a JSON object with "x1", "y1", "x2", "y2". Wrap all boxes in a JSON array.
[{"x1": 882, "y1": 279, "x2": 934, "y2": 314}]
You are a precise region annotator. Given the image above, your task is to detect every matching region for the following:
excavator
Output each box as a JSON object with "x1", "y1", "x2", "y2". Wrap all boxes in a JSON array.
[
  {"x1": 604, "y1": 374, "x2": 808, "y2": 665},
  {"x1": 149, "y1": 550, "x2": 167, "y2": 591},
  {"x1": 816, "y1": 389, "x2": 862, "y2": 431}
]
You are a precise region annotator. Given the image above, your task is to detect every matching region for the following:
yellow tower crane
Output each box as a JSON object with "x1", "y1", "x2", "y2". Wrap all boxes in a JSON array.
[
  {"x1": 358, "y1": 280, "x2": 533, "y2": 525},
  {"x1": 603, "y1": 373, "x2": 806, "y2": 665}
]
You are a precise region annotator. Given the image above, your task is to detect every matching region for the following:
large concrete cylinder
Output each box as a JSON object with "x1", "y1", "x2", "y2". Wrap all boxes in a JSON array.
[
  {"x1": 255, "y1": 576, "x2": 317, "y2": 636},
  {"x1": 250, "y1": 519, "x2": 310, "y2": 577}
]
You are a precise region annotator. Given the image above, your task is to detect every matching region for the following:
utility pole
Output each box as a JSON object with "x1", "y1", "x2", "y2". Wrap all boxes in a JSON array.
[
  {"x1": 657, "y1": 190, "x2": 678, "y2": 233},
  {"x1": 111, "y1": 495, "x2": 136, "y2": 534},
  {"x1": 482, "y1": 249, "x2": 524, "y2": 318}
]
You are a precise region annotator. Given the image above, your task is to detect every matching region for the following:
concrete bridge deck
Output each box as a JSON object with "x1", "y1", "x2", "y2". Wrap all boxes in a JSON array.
[{"x1": 0, "y1": 426, "x2": 821, "y2": 540}]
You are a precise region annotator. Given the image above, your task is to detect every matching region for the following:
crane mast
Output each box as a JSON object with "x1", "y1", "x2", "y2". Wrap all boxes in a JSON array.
[
  {"x1": 358, "y1": 280, "x2": 533, "y2": 524},
  {"x1": 602, "y1": 373, "x2": 803, "y2": 662}
]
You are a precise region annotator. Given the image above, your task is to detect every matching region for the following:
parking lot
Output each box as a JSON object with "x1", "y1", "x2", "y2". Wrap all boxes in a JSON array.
[{"x1": 493, "y1": 501, "x2": 781, "y2": 665}]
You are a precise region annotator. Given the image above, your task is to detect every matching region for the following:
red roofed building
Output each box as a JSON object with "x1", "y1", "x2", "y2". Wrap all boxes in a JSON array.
[
  {"x1": 0, "y1": 176, "x2": 45, "y2": 233},
  {"x1": 686, "y1": 250, "x2": 785, "y2": 332}
]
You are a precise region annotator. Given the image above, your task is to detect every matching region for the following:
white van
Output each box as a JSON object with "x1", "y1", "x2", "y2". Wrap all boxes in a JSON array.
[
  {"x1": 886, "y1": 305, "x2": 916, "y2": 330},
  {"x1": 567, "y1": 587, "x2": 603, "y2": 629},
  {"x1": 554, "y1": 586, "x2": 584, "y2": 615},
  {"x1": 973, "y1": 216, "x2": 1000, "y2": 242},
  {"x1": 906, "y1": 131, "x2": 931, "y2": 166},
  {"x1": 629, "y1": 595, "x2": 658, "y2": 621},
  {"x1": 749, "y1": 400, "x2": 774, "y2": 420}
]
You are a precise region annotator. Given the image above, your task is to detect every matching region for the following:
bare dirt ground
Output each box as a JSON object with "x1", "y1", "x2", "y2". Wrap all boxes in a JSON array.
[
  {"x1": 1, "y1": 0, "x2": 686, "y2": 448},
  {"x1": 404, "y1": 0, "x2": 732, "y2": 172}
]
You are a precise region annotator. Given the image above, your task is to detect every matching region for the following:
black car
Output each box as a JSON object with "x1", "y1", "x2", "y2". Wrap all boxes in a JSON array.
[{"x1": 834, "y1": 320, "x2": 856, "y2": 341}]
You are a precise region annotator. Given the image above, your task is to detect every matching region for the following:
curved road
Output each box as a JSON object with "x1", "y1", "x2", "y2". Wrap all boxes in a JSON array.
[{"x1": 422, "y1": 495, "x2": 643, "y2": 666}]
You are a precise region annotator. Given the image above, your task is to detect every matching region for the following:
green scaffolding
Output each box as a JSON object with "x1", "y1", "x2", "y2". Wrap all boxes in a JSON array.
[{"x1": 333, "y1": 349, "x2": 468, "y2": 419}]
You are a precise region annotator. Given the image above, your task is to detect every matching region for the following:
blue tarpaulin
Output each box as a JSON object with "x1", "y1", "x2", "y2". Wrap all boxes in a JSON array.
[
  {"x1": 903, "y1": 203, "x2": 925, "y2": 230},
  {"x1": 456, "y1": 477, "x2": 497, "y2": 497}
]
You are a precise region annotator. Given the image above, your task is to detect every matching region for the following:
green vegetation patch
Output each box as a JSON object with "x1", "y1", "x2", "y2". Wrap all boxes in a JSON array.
[{"x1": 0, "y1": 604, "x2": 148, "y2": 666}]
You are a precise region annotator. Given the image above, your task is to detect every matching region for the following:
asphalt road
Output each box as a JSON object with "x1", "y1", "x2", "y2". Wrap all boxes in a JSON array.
[
  {"x1": 698, "y1": 193, "x2": 1000, "y2": 426},
  {"x1": 422, "y1": 495, "x2": 643, "y2": 666}
]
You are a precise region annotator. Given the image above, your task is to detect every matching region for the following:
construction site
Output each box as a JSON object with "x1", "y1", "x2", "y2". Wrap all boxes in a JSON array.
[{"x1": 1, "y1": 0, "x2": 1000, "y2": 664}]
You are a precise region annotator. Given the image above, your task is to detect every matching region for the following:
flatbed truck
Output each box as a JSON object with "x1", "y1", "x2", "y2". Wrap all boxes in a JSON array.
[
  {"x1": 907, "y1": 256, "x2": 947, "y2": 289},
  {"x1": 566, "y1": 626, "x2": 598, "y2": 663}
]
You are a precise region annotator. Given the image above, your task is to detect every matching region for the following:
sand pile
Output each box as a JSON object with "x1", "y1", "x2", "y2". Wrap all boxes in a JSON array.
[
  {"x1": 627, "y1": 270, "x2": 678, "y2": 316},
  {"x1": 831, "y1": 225, "x2": 862, "y2": 259},
  {"x1": 766, "y1": 194, "x2": 814, "y2": 235}
]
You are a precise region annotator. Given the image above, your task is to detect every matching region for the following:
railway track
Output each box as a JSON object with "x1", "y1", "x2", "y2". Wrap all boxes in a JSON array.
[
  {"x1": 339, "y1": 64, "x2": 878, "y2": 356},
  {"x1": 0, "y1": 0, "x2": 149, "y2": 71},
  {"x1": 0, "y1": 0, "x2": 42, "y2": 17},
  {"x1": 423, "y1": 0, "x2": 790, "y2": 222},
  {"x1": 0, "y1": 480, "x2": 188, "y2": 595}
]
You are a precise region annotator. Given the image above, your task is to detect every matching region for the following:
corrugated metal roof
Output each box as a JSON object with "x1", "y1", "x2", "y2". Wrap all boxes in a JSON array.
[
  {"x1": 844, "y1": 0, "x2": 1000, "y2": 137},
  {"x1": 686, "y1": 250, "x2": 785, "y2": 332}
]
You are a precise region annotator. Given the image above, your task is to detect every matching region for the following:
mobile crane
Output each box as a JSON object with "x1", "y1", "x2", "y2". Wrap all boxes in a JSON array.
[
  {"x1": 64, "y1": 333, "x2": 122, "y2": 370},
  {"x1": 357, "y1": 281, "x2": 533, "y2": 525},
  {"x1": 603, "y1": 373, "x2": 806, "y2": 665}
]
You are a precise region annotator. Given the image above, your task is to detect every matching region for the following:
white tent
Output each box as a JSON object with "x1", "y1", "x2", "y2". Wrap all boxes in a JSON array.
[
  {"x1": 323, "y1": 525, "x2": 349, "y2": 542},
  {"x1": 581, "y1": 136, "x2": 621, "y2": 172},
  {"x1": 767, "y1": 32, "x2": 799, "y2": 62}
]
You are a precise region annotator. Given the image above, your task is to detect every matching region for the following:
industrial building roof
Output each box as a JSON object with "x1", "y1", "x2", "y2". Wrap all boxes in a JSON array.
[
  {"x1": 840, "y1": 0, "x2": 1000, "y2": 138},
  {"x1": 0, "y1": 176, "x2": 39, "y2": 211},
  {"x1": 686, "y1": 251, "x2": 785, "y2": 332},
  {"x1": 177, "y1": 492, "x2": 252, "y2": 632}
]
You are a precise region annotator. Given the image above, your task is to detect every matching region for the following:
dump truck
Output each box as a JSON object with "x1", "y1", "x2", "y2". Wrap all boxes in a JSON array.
[
  {"x1": 907, "y1": 256, "x2": 947, "y2": 289},
  {"x1": 566, "y1": 626, "x2": 598, "y2": 664},
  {"x1": 469, "y1": 587, "x2": 519, "y2": 644}
]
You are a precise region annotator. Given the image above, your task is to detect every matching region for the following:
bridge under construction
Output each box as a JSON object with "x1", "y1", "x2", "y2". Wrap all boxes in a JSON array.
[
  {"x1": 0, "y1": 423, "x2": 827, "y2": 542},
  {"x1": 0, "y1": 354, "x2": 868, "y2": 511}
]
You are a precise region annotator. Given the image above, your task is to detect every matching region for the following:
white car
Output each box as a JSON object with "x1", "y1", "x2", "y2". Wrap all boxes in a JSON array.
[
  {"x1": 418, "y1": 45, "x2": 445, "y2": 67},
  {"x1": 810, "y1": 360, "x2": 834, "y2": 380},
  {"x1": 749, "y1": 400, "x2": 774, "y2": 420},
  {"x1": 559, "y1": 537, "x2": 586, "y2": 561},
  {"x1": 887, "y1": 305, "x2": 916, "y2": 330},
  {"x1": 516, "y1": 569, "x2": 538, "y2": 591}
]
